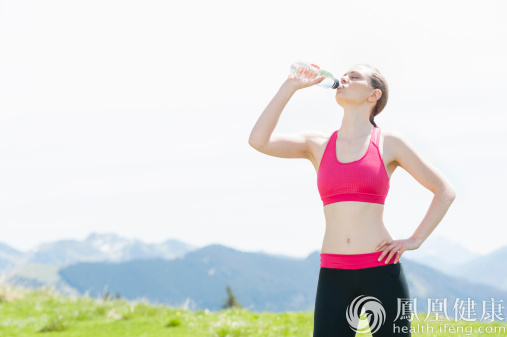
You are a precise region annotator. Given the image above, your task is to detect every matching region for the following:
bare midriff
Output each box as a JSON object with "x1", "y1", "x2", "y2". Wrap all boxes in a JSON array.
[{"x1": 321, "y1": 201, "x2": 393, "y2": 255}]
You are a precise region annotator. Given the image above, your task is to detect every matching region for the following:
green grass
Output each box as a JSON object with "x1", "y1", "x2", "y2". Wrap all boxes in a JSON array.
[{"x1": 0, "y1": 283, "x2": 505, "y2": 336}]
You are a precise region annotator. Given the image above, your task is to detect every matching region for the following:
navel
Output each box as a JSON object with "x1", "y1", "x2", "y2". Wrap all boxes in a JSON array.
[{"x1": 346, "y1": 238, "x2": 350, "y2": 244}]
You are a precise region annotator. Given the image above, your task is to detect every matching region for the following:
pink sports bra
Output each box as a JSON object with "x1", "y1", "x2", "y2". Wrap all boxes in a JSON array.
[{"x1": 317, "y1": 126, "x2": 390, "y2": 206}]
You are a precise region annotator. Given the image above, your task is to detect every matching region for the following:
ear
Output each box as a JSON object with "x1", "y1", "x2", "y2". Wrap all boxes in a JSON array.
[{"x1": 369, "y1": 89, "x2": 382, "y2": 103}]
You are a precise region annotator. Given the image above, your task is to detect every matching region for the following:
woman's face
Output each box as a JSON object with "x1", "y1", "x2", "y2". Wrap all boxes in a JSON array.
[{"x1": 335, "y1": 66, "x2": 376, "y2": 106}]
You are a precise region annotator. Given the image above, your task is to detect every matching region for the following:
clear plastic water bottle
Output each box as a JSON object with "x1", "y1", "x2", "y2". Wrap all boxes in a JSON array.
[{"x1": 289, "y1": 61, "x2": 341, "y2": 89}]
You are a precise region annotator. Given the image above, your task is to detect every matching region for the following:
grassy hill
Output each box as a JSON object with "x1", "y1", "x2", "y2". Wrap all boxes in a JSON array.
[{"x1": 0, "y1": 283, "x2": 506, "y2": 337}]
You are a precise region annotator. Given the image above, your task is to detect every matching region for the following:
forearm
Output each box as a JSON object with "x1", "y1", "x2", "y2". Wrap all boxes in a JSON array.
[
  {"x1": 248, "y1": 81, "x2": 298, "y2": 147},
  {"x1": 410, "y1": 187, "x2": 456, "y2": 247}
]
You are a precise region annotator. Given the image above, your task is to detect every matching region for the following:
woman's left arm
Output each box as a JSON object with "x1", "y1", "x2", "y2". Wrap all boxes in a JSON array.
[{"x1": 376, "y1": 130, "x2": 457, "y2": 264}]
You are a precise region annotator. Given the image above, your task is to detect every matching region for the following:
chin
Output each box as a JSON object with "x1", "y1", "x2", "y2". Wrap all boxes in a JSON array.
[{"x1": 335, "y1": 99, "x2": 344, "y2": 107}]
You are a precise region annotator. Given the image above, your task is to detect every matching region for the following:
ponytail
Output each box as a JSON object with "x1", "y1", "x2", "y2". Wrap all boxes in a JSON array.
[
  {"x1": 355, "y1": 63, "x2": 388, "y2": 128},
  {"x1": 369, "y1": 109, "x2": 378, "y2": 127}
]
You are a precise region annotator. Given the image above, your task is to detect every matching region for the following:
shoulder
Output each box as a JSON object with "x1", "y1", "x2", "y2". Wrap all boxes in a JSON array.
[
  {"x1": 302, "y1": 129, "x2": 331, "y2": 142},
  {"x1": 378, "y1": 128, "x2": 414, "y2": 165},
  {"x1": 379, "y1": 128, "x2": 456, "y2": 195},
  {"x1": 379, "y1": 128, "x2": 401, "y2": 139},
  {"x1": 380, "y1": 128, "x2": 408, "y2": 148},
  {"x1": 380, "y1": 128, "x2": 425, "y2": 169},
  {"x1": 302, "y1": 129, "x2": 333, "y2": 162},
  {"x1": 303, "y1": 129, "x2": 333, "y2": 150}
]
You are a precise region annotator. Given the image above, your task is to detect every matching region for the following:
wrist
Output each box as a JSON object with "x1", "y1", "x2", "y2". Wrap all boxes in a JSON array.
[
  {"x1": 410, "y1": 235, "x2": 424, "y2": 247},
  {"x1": 282, "y1": 79, "x2": 300, "y2": 92}
]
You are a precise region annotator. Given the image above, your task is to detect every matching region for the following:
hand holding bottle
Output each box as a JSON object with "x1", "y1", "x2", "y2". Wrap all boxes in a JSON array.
[{"x1": 285, "y1": 74, "x2": 326, "y2": 91}]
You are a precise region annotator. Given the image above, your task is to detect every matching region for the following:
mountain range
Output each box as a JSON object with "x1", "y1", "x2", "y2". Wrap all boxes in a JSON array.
[
  {"x1": 1, "y1": 233, "x2": 506, "y2": 316},
  {"x1": 0, "y1": 232, "x2": 198, "y2": 274}
]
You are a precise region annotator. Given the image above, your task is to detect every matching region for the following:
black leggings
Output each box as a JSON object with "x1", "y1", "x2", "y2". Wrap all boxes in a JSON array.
[{"x1": 313, "y1": 262, "x2": 411, "y2": 336}]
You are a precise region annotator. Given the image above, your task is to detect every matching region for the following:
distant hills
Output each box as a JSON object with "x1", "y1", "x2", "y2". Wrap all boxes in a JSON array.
[
  {"x1": 1, "y1": 234, "x2": 506, "y2": 316},
  {"x1": 0, "y1": 232, "x2": 198, "y2": 274},
  {"x1": 399, "y1": 235, "x2": 507, "y2": 292},
  {"x1": 0, "y1": 242, "x2": 26, "y2": 272},
  {"x1": 451, "y1": 245, "x2": 507, "y2": 292},
  {"x1": 56, "y1": 244, "x2": 507, "y2": 316},
  {"x1": 406, "y1": 235, "x2": 482, "y2": 273},
  {"x1": 60, "y1": 244, "x2": 318, "y2": 312}
]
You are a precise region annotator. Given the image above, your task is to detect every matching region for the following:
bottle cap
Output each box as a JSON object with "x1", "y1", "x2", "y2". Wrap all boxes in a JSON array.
[{"x1": 331, "y1": 80, "x2": 341, "y2": 89}]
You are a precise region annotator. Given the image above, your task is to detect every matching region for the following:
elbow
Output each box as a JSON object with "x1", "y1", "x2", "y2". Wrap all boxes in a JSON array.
[
  {"x1": 248, "y1": 137, "x2": 266, "y2": 151},
  {"x1": 439, "y1": 185, "x2": 457, "y2": 202},
  {"x1": 451, "y1": 188, "x2": 456, "y2": 200},
  {"x1": 446, "y1": 183, "x2": 457, "y2": 200},
  {"x1": 449, "y1": 188, "x2": 457, "y2": 200},
  {"x1": 248, "y1": 138, "x2": 260, "y2": 150},
  {"x1": 248, "y1": 135, "x2": 256, "y2": 148},
  {"x1": 248, "y1": 133, "x2": 258, "y2": 148}
]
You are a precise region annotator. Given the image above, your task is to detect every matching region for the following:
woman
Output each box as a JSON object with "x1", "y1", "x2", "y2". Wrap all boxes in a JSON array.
[{"x1": 248, "y1": 64, "x2": 456, "y2": 336}]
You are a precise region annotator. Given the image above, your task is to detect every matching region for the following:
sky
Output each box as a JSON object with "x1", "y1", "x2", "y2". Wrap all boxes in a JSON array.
[{"x1": 0, "y1": 0, "x2": 506, "y2": 258}]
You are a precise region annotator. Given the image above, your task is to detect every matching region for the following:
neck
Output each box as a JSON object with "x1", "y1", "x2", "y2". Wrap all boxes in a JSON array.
[{"x1": 338, "y1": 109, "x2": 374, "y2": 141}]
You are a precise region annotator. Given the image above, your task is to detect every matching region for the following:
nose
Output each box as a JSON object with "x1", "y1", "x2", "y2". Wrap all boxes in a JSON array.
[{"x1": 340, "y1": 76, "x2": 348, "y2": 85}]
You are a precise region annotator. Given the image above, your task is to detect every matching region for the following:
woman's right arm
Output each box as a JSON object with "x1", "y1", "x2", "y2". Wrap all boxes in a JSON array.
[{"x1": 248, "y1": 76, "x2": 325, "y2": 160}]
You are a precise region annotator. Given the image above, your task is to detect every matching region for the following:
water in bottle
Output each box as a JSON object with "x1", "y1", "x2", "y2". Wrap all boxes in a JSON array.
[{"x1": 289, "y1": 61, "x2": 341, "y2": 89}]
